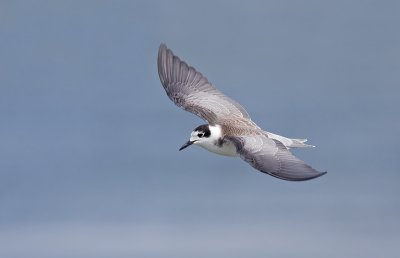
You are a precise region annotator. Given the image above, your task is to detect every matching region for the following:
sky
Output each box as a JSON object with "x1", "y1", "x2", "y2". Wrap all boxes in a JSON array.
[{"x1": 0, "y1": 1, "x2": 399, "y2": 257}]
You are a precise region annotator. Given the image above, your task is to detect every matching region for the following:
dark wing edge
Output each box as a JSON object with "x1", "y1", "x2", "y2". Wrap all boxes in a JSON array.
[
  {"x1": 157, "y1": 44, "x2": 251, "y2": 123},
  {"x1": 228, "y1": 136, "x2": 327, "y2": 181}
]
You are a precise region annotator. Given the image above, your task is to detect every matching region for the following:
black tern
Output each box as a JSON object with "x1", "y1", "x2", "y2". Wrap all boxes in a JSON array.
[{"x1": 158, "y1": 44, "x2": 326, "y2": 181}]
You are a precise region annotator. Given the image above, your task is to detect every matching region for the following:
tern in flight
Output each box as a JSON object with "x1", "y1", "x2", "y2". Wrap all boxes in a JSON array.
[{"x1": 158, "y1": 44, "x2": 326, "y2": 181}]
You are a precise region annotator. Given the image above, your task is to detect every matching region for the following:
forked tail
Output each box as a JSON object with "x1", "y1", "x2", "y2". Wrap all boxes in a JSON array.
[{"x1": 264, "y1": 131, "x2": 315, "y2": 149}]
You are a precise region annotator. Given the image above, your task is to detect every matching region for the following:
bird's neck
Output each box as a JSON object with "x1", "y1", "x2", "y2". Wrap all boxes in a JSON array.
[{"x1": 208, "y1": 124, "x2": 223, "y2": 141}]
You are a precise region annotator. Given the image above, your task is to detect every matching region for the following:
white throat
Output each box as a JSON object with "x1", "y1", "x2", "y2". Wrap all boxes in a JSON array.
[{"x1": 194, "y1": 125, "x2": 238, "y2": 157}]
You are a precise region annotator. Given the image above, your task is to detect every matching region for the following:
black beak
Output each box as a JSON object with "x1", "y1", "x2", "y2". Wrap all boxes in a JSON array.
[{"x1": 179, "y1": 140, "x2": 194, "y2": 151}]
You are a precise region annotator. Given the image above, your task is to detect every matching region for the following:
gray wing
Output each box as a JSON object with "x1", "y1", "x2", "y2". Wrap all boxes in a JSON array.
[
  {"x1": 227, "y1": 135, "x2": 327, "y2": 181},
  {"x1": 158, "y1": 44, "x2": 258, "y2": 127}
]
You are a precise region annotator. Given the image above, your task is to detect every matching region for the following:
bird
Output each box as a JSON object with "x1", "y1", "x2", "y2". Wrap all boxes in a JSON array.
[{"x1": 157, "y1": 44, "x2": 326, "y2": 181}]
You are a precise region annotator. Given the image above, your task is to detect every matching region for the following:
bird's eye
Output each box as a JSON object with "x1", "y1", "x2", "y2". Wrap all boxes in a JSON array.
[{"x1": 197, "y1": 133, "x2": 204, "y2": 138}]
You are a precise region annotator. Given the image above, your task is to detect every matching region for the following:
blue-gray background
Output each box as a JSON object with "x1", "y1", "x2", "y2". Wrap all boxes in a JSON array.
[{"x1": 1, "y1": 1, "x2": 399, "y2": 257}]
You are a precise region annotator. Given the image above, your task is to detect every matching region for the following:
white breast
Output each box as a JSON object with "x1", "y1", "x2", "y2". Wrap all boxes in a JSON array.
[{"x1": 197, "y1": 139, "x2": 238, "y2": 157}]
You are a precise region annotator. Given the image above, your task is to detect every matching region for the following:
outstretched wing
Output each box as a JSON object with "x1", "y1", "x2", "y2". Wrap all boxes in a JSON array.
[
  {"x1": 227, "y1": 135, "x2": 327, "y2": 181},
  {"x1": 158, "y1": 44, "x2": 258, "y2": 127}
]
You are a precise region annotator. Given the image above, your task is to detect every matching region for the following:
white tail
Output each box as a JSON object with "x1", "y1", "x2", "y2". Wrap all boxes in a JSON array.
[{"x1": 264, "y1": 131, "x2": 315, "y2": 149}]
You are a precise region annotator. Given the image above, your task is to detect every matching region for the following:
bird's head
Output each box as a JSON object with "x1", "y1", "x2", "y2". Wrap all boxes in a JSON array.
[{"x1": 179, "y1": 124, "x2": 212, "y2": 151}]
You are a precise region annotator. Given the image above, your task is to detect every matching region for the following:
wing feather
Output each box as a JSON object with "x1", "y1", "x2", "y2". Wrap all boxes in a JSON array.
[
  {"x1": 158, "y1": 44, "x2": 256, "y2": 125},
  {"x1": 227, "y1": 135, "x2": 326, "y2": 181}
]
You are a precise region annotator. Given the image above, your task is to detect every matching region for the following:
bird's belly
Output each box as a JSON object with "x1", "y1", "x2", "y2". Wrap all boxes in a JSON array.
[{"x1": 199, "y1": 141, "x2": 238, "y2": 157}]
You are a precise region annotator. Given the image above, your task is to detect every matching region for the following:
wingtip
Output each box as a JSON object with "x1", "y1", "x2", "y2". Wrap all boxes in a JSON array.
[
  {"x1": 267, "y1": 169, "x2": 327, "y2": 182},
  {"x1": 298, "y1": 171, "x2": 327, "y2": 181},
  {"x1": 312, "y1": 170, "x2": 328, "y2": 180},
  {"x1": 158, "y1": 43, "x2": 168, "y2": 56}
]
